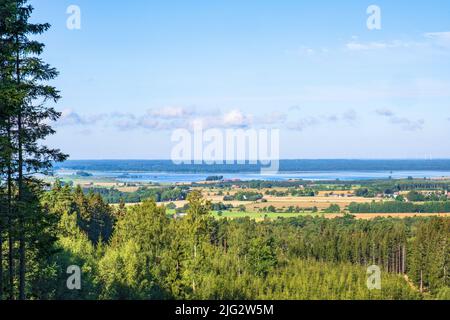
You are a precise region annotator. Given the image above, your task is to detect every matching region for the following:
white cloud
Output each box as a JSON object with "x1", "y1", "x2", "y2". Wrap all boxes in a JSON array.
[
  {"x1": 56, "y1": 106, "x2": 361, "y2": 133},
  {"x1": 148, "y1": 106, "x2": 195, "y2": 119},
  {"x1": 346, "y1": 42, "x2": 386, "y2": 51},
  {"x1": 345, "y1": 32, "x2": 450, "y2": 52},
  {"x1": 424, "y1": 32, "x2": 450, "y2": 48},
  {"x1": 222, "y1": 109, "x2": 253, "y2": 128},
  {"x1": 255, "y1": 112, "x2": 287, "y2": 125},
  {"x1": 287, "y1": 110, "x2": 358, "y2": 131},
  {"x1": 287, "y1": 117, "x2": 320, "y2": 131},
  {"x1": 57, "y1": 109, "x2": 106, "y2": 126},
  {"x1": 375, "y1": 108, "x2": 424, "y2": 131},
  {"x1": 375, "y1": 108, "x2": 394, "y2": 117},
  {"x1": 57, "y1": 107, "x2": 287, "y2": 132},
  {"x1": 391, "y1": 117, "x2": 424, "y2": 131},
  {"x1": 287, "y1": 46, "x2": 330, "y2": 57},
  {"x1": 342, "y1": 109, "x2": 357, "y2": 122},
  {"x1": 188, "y1": 109, "x2": 256, "y2": 130},
  {"x1": 114, "y1": 112, "x2": 176, "y2": 131},
  {"x1": 345, "y1": 40, "x2": 421, "y2": 51}
]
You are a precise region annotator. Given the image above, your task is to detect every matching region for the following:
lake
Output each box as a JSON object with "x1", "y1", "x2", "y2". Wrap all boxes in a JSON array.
[{"x1": 55, "y1": 169, "x2": 450, "y2": 183}]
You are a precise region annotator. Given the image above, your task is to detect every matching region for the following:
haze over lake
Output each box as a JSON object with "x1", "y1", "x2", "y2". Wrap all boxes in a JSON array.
[{"x1": 54, "y1": 160, "x2": 450, "y2": 183}]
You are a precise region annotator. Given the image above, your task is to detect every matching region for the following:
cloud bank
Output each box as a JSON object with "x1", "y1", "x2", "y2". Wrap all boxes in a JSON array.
[{"x1": 375, "y1": 108, "x2": 425, "y2": 131}]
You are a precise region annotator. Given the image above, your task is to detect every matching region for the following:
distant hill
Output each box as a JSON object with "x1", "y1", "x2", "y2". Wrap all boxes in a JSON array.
[{"x1": 53, "y1": 159, "x2": 450, "y2": 173}]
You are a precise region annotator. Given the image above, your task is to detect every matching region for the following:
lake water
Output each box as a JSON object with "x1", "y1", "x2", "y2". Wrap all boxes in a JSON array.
[{"x1": 55, "y1": 170, "x2": 450, "y2": 183}]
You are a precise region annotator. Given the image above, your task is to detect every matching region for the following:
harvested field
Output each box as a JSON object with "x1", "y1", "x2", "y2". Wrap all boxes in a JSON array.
[{"x1": 326, "y1": 213, "x2": 450, "y2": 220}]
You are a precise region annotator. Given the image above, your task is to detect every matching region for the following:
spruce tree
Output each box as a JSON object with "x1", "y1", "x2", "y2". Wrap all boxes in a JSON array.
[
  {"x1": 0, "y1": 0, "x2": 18, "y2": 300},
  {"x1": 1, "y1": 0, "x2": 67, "y2": 299}
]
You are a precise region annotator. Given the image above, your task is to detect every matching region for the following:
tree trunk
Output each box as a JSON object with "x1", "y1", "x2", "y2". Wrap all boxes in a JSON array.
[
  {"x1": 7, "y1": 118, "x2": 14, "y2": 300},
  {"x1": 420, "y1": 270, "x2": 423, "y2": 293},
  {"x1": 0, "y1": 212, "x2": 3, "y2": 300},
  {"x1": 402, "y1": 245, "x2": 406, "y2": 274},
  {"x1": 444, "y1": 266, "x2": 447, "y2": 286},
  {"x1": 16, "y1": 41, "x2": 25, "y2": 301}
]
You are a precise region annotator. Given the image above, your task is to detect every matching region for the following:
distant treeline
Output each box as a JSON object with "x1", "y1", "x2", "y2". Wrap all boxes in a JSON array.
[
  {"x1": 206, "y1": 175, "x2": 224, "y2": 181},
  {"x1": 198, "y1": 179, "x2": 449, "y2": 193},
  {"x1": 355, "y1": 180, "x2": 450, "y2": 192},
  {"x1": 84, "y1": 186, "x2": 188, "y2": 204},
  {"x1": 197, "y1": 180, "x2": 352, "y2": 189},
  {"x1": 223, "y1": 191, "x2": 264, "y2": 202},
  {"x1": 54, "y1": 159, "x2": 450, "y2": 173},
  {"x1": 265, "y1": 188, "x2": 318, "y2": 197},
  {"x1": 349, "y1": 201, "x2": 450, "y2": 213}
]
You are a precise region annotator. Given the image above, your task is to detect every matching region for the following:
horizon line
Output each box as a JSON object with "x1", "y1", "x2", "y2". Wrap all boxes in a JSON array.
[{"x1": 59, "y1": 158, "x2": 450, "y2": 162}]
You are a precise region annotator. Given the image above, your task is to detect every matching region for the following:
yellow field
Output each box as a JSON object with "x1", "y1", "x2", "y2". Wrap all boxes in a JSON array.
[
  {"x1": 200, "y1": 192, "x2": 383, "y2": 212},
  {"x1": 111, "y1": 190, "x2": 386, "y2": 212},
  {"x1": 327, "y1": 213, "x2": 450, "y2": 220},
  {"x1": 106, "y1": 185, "x2": 450, "y2": 221}
]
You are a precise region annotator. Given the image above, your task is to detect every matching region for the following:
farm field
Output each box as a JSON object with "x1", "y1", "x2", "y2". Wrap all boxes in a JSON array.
[
  {"x1": 109, "y1": 201, "x2": 450, "y2": 221},
  {"x1": 210, "y1": 211, "x2": 450, "y2": 221},
  {"x1": 100, "y1": 177, "x2": 450, "y2": 221},
  {"x1": 327, "y1": 213, "x2": 450, "y2": 220}
]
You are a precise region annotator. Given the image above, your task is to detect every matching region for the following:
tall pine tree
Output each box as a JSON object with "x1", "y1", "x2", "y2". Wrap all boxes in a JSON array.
[
  {"x1": 0, "y1": 0, "x2": 18, "y2": 300},
  {"x1": 0, "y1": 0, "x2": 67, "y2": 299}
]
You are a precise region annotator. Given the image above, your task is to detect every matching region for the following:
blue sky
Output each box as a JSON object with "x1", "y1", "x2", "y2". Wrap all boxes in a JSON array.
[{"x1": 29, "y1": 0, "x2": 450, "y2": 159}]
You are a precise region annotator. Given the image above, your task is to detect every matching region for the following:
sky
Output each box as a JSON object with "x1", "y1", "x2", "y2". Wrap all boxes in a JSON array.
[{"x1": 28, "y1": 0, "x2": 450, "y2": 160}]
